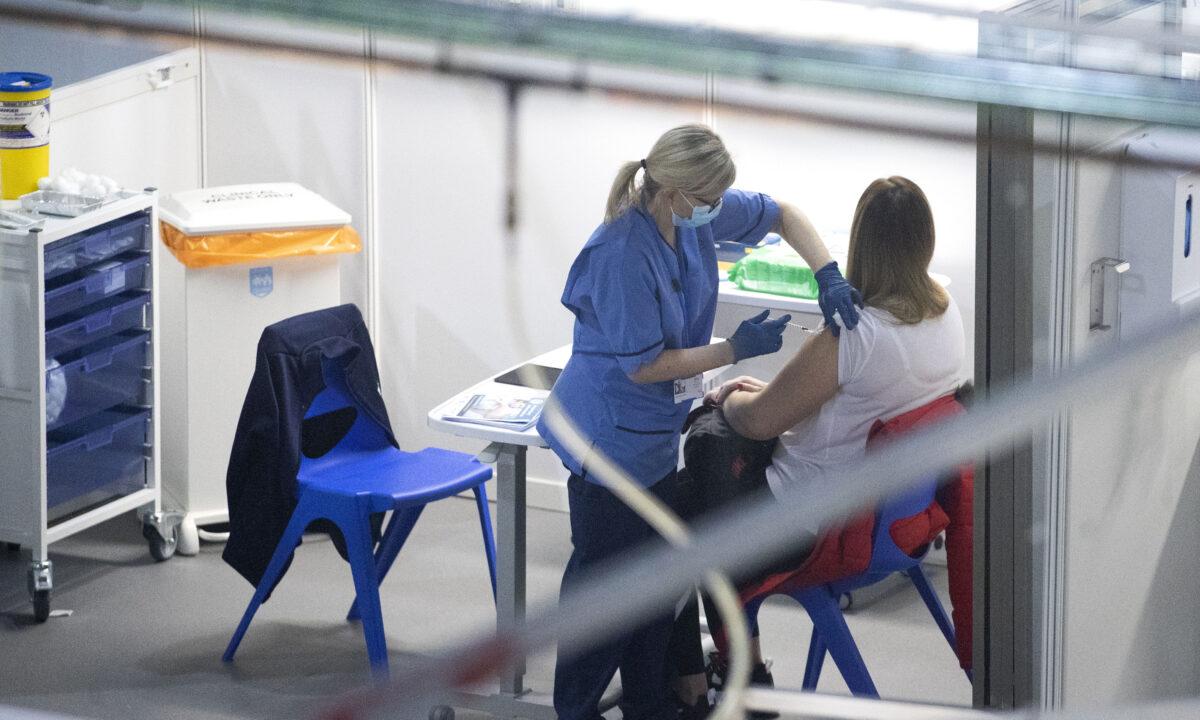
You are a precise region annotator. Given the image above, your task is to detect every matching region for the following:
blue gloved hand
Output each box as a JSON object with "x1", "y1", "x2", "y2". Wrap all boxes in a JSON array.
[
  {"x1": 815, "y1": 261, "x2": 864, "y2": 337},
  {"x1": 729, "y1": 309, "x2": 792, "y2": 362}
]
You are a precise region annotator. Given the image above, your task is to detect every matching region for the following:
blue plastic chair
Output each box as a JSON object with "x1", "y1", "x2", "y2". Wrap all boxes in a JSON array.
[
  {"x1": 223, "y1": 358, "x2": 497, "y2": 676},
  {"x1": 743, "y1": 479, "x2": 969, "y2": 697}
]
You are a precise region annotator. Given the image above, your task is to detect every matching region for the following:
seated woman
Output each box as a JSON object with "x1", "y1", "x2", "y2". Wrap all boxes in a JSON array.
[{"x1": 670, "y1": 175, "x2": 968, "y2": 700}]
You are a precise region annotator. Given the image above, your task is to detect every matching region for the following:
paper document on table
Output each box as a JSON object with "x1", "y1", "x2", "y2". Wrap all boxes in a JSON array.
[{"x1": 443, "y1": 389, "x2": 547, "y2": 431}]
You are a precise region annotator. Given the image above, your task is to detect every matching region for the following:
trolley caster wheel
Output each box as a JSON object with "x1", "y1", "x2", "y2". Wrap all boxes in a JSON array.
[
  {"x1": 429, "y1": 705, "x2": 455, "y2": 720},
  {"x1": 144, "y1": 523, "x2": 178, "y2": 562},
  {"x1": 32, "y1": 589, "x2": 50, "y2": 623}
]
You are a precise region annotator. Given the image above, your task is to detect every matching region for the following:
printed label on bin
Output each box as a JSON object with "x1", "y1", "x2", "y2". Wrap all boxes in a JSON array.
[
  {"x1": 0, "y1": 98, "x2": 51, "y2": 149},
  {"x1": 249, "y1": 266, "x2": 273, "y2": 298}
]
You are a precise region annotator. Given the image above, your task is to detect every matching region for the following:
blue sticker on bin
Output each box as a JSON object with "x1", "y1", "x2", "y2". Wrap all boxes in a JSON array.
[{"x1": 249, "y1": 266, "x2": 273, "y2": 298}]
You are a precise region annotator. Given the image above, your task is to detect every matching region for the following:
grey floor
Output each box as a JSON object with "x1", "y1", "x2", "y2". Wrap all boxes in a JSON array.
[{"x1": 0, "y1": 499, "x2": 971, "y2": 719}]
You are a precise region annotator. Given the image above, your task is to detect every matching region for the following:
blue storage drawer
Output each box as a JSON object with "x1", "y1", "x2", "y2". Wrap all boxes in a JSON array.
[
  {"x1": 44, "y1": 254, "x2": 150, "y2": 321},
  {"x1": 44, "y1": 214, "x2": 151, "y2": 280},
  {"x1": 46, "y1": 407, "x2": 149, "y2": 521},
  {"x1": 45, "y1": 292, "x2": 150, "y2": 358},
  {"x1": 46, "y1": 331, "x2": 148, "y2": 431}
]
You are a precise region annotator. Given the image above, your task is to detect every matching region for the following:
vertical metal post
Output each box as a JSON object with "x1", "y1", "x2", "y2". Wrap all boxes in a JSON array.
[
  {"x1": 495, "y1": 443, "x2": 528, "y2": 697},
  {"x1": 976, "y1": 102, "x2": 1037, "y2": 710}
]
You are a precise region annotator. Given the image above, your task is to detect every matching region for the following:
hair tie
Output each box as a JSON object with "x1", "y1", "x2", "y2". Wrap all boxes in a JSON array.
[{"x1": 640, "y1": 158, "x2": 647, "y2": 170}]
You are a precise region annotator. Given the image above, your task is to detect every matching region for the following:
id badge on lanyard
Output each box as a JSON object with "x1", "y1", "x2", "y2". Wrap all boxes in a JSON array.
[{"x1": 673, "y1": 374, "x2": 703, "y2": 404}]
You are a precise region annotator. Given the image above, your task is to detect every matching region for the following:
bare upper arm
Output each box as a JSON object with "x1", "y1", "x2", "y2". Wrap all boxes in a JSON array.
[
  {"x1": 769, "y1": 200, "x2": 798, "y2": 235},
  {"x1": 724, "y1": 328, "x2": 841, "y2": 440}
]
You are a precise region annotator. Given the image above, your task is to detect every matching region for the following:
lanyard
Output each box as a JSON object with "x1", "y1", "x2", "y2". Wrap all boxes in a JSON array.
[
  {"x1": 635, "y1": 208, "x2": 696, "y2": 349},
  {"x1": 673, "y1": 231, "x2": 694, "y2": 348}
]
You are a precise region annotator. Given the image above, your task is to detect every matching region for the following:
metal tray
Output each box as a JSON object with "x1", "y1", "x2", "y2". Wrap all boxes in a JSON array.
[
  {"x1": 0, "y1": 208, "x2": 44, "y2": 230},
  {"x1": 20, "y1": 191, "x2": 106, "y2": 217}
]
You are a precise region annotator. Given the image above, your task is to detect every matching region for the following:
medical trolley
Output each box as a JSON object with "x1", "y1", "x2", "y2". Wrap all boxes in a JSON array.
[{"x1": 0, "y1": 190, "x2": 180, "y2": 622}]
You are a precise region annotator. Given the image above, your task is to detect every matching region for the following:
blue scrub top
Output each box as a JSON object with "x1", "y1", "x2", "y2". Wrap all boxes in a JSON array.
[{"x1": 538, "y1": 188, "x2": 780, "y2": 485}]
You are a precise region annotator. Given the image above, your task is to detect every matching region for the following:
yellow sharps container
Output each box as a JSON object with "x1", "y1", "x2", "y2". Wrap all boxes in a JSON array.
[{"x1": 0, "y1": 72, "x2": 52, "y2": 200}]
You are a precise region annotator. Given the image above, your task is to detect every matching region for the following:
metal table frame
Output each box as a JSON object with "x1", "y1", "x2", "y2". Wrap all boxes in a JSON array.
[{"x1": 427, "y1": 349, "x2": 564, "y2": 719}]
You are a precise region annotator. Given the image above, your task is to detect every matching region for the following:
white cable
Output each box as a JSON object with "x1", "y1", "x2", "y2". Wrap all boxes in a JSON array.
[
  {"x1": 539, "y1": 400, "x2": 754, "y2": 720},
  {"x1": 196, "y1": 528, "x2": 230, "y2": 543}
]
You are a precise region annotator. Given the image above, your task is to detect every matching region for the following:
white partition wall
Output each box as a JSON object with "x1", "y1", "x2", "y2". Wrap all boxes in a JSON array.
[
  {"x1": 48, "y1": 53, "x2": 202, "y2": 197},
  {"x1": 371, "y1": 66, "x2": 522, "y2": 485},
  {"x1": 514, "y1": 88, "x2": 704, "y2": 333},
  {"x1": 202, "y1": 41, "x2": 372, "y2": 312},
  {"x1": 1050, "y1": 117, "x2": 1200, "y2": 706}
]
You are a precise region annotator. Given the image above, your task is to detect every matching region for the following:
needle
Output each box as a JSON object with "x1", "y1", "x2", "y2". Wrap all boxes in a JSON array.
[{"x1": 788, "y1": 321, "x2": 819, "y2": 335}]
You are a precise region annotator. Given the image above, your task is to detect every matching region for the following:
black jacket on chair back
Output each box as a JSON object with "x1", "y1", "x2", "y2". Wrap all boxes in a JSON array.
[{"x1": 222, "y1": 304, "x2": 396, "y2": 589}]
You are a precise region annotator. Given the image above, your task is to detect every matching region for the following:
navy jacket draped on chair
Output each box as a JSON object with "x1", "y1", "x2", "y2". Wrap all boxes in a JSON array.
[{"x1": 222, "y1": 303, "x2": 395, "y2": 589}]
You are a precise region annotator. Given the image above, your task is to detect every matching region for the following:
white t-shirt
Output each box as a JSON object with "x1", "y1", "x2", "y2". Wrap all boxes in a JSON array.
[{"x1": 764, "y1": 296, "x2": 966, "y2": 508}]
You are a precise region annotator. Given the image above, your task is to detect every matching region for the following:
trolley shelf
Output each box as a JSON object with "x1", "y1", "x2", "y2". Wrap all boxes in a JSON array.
[
  {"x1": 44, "y1": 253, "x2": 151, "y2": 320},
  {"x1": 45, "y1": 291, "x2": 151, "y2": 357},
  {"x1": 44, "y1": 214, "x2": 151, "y2": 280}
]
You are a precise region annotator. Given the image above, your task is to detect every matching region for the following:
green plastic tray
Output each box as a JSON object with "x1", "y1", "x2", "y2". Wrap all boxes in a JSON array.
[{"x1": 726, "y1": 244, "x2": 818, "y2": 299}]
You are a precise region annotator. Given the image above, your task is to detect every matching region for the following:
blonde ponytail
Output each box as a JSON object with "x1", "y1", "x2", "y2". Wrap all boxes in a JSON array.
[
  {"x1": 605, "y1": 160, "x2": 644, "y2": 222},
  {"x1": 602, "y1": 124, "x2": 737, "y2": 223}
]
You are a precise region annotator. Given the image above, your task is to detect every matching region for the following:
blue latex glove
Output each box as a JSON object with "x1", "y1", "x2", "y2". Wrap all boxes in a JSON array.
[
  {"x1": 729, "y1": 309, "x2": 792, "y2": 362},
  {"x1": 815, "y1": 261, "x2": 864, "y2": 337}
]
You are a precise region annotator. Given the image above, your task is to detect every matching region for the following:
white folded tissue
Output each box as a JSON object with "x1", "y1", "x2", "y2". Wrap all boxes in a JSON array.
[{"x1": 38, "y1": 168, "x2": 121, "y2": 198}]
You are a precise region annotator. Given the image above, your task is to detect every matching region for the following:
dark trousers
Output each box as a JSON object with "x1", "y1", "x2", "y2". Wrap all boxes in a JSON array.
[{"x1": 554, "y1": 471, "x2": 680, "y2": 720}]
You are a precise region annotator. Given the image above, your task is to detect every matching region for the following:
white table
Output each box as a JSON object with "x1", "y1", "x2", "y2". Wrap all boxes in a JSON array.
[
  {"x1": 427, "y1": 343, "x2": 729, "y2": 718},
  {"x1": 718, "y1": 279, "x2": 821, "y2": 314}
]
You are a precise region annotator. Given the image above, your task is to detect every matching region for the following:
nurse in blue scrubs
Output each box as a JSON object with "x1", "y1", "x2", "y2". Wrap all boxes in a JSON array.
[{"x1": 538, "y1": 124, "x2": 862, "y2": 720}]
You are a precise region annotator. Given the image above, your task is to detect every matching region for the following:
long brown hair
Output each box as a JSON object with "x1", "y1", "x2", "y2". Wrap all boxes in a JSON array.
[{"x1": 846, "y1": 176, "x2": 948, "y2": 324}]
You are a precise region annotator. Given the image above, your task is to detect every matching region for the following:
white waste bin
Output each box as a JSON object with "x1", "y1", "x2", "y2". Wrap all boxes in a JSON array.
[{"x1": 157, "y1": 183, "x2": 361, "y2": 555}]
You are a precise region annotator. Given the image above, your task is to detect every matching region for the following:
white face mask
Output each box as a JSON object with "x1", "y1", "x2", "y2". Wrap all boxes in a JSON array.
[{"x1": 671, "y1": 191, "x2": 723, "y2": 229}]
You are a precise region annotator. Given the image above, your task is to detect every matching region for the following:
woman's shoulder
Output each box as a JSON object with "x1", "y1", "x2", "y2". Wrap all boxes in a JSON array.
[
  {"x1": 591, "y1": 203, "x2": 642, "y2": 235},
  {"x1": 846, "y1": 300, "x2": 953, "y2": 354},
  {"x1": 864, "y1": 295, "x2": 963, "y2": 358},
  {"x1": 585, "y1": 209, "x2": 656, "y2": 256},
  {"x1": 916, "y1": 293, "x2": 963, "y2": 333},
  {"x1": 867, "y1": 292, "x2": 961, "y2": 328},
  {"x1": 940, "y1": 292, "x2": 963, "y2": 322},
  {"x1": 853, "y1": 306, "x2": 891, "y2": 334},
  {"x1": 838, "y1": 307, "x2": 885, "y2": 352}
]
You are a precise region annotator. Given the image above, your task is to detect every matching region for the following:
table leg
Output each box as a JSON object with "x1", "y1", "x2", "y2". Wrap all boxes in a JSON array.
[{"x1": 495, "y1": 443, "x2": 528, "y2": 697}]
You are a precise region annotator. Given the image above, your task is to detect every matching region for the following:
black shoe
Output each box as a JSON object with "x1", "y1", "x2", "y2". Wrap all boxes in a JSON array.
[
  {"x1": 750, "y1": 662, "x2": 774, "y2": 687},
  {"x1": 707, "y1": 655, "x2": 779, "y2": 720},
  {"x1": 748, "y1": 663, "x2": 779, "y2": 720},
  {"x1": 706, "y1": 654, "x2": 777, "y2": 689}
]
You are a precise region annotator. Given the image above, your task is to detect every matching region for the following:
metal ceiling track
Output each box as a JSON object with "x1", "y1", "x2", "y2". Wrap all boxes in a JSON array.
[{"x1": 3, "y1": 0, "x2": 1200, "y2": 128}]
